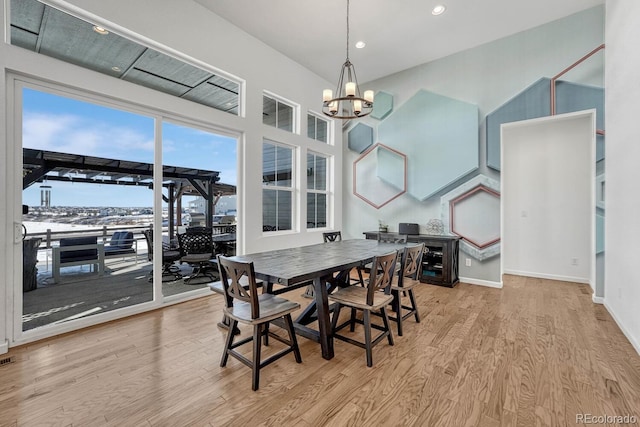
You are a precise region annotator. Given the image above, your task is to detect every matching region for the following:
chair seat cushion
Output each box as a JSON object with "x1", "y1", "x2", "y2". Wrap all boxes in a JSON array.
[
  {"x1": 390, "y1": 277, "x2": 420, "y2": 291},
  {"x1": 328, "y1": 285, "x2": 394, "y2": 310},
  {"x1": 181, "y1": 253, "x2": 211, "y2": 263},
  {"x1": 225, "y1": 294, "x2": 300, "y2": 324},
  {"x1": 163, "y1": 250, "x2": 182, "y2": 262}
]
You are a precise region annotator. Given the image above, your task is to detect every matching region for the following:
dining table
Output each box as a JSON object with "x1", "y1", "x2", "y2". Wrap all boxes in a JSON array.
[{"x1": 227, "y1": 238, "x2": 418, "y2": 360}]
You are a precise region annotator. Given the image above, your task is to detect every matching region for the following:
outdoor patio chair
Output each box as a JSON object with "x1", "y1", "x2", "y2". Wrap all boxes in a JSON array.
[
  {"x1": 142, "y1": 229, "x2": 182, "y2": 282},
  {"x1": 177, "y1": 229, "x2": 217, "y2": 284}
]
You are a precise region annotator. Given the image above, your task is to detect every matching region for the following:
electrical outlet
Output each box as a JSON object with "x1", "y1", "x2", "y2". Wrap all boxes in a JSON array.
[
  {"x1": 465, "y1": 258, "x2": 471, "y2": 267},
  {"x1": 571, "y1": 257, "x2": 578, "y2": 266}
]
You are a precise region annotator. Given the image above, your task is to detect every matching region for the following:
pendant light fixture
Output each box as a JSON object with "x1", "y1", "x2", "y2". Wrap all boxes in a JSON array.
[{"x1": 322, "y1": 0, "x2": 373, "y2": 119}]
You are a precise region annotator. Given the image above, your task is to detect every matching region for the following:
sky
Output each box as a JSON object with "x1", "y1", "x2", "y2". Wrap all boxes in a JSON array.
[{"x1": 22, "y1": 88, "x2": 237, "y2": 207}]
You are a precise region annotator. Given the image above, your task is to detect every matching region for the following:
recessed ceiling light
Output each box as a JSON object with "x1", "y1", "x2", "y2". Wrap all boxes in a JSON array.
[
  {"x1": 111, "y1": 66, "x2": 121, "y2": 72},
  {"x1": 432, "y1": 5, "x2": 446, "y2": 15},
  {"x1": 93, "y1": 25, "x2": 109, "y2": 35},
  {"x1": 355, "y1": 41, "x2": 366, "y2": 49}
]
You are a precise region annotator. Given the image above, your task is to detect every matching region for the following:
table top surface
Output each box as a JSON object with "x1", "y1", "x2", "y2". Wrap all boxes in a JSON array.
[{"x1": 227, "y1": 239, "x2": 416, "y2": 286}]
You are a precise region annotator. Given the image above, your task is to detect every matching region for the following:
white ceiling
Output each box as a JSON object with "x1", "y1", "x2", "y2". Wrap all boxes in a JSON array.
[{"x1": 195, "y1": 0, "x2": 604, "y2": 84}]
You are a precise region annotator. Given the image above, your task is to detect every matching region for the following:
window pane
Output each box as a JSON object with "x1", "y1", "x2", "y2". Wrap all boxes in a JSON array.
[
  {"x1": 316, "y1": 193, "x2": 327, "y2": 228},
  {"x1": 263, "y1": 96, "x2": 276, "y2": 127},
  {"x1": 262, "y1": 143, "x2": 276, "y2": 186},
  {"x1": 277, "y1": 190, "x2": 292, "y2": 230},
  {"x1": 317, "y1": 118, "x2": 328, "y2": 143},
  {"x1": 307, "y1": 193, "x2": 317, "y2": 228},
  {"x1": 307, "y1": 153, "x2": 316, "y2": 190},
  {"x1": 315, "y1": 156, "x2": 327, "y2": 191},
  {"x1": 307, "y1": 114, "x2": 316, "y2": 139},
  {"x1": 277, "y1": 102, "x2": 293, "y2": 132},
  {"x1": 275, "y1": 145, "x2": 292, "y2": 187},
  {"x1": 262, "y1": 189, "x2": 277, "y2": 231}
]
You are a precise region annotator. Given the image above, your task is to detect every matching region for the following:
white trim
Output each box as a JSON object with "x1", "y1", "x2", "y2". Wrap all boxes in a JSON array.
[
  {"x1": 503, "y1": 269, "x2": 589, "y2": 284},
  {"x1": 604, "y1": 301, "x2": 640, "y2": 357},
  {"x1": 0, "y1": 341, "x2": 8, "y2": 355},
  {"x1": 459, "y1": 276, "x2": 503, "y2": 288},
  {"x1": 592, "y1": 294, "x2": 605, "y2": 304}
]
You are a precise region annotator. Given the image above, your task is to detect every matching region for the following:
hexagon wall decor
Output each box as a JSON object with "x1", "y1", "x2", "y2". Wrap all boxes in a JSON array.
[
  {"x1": 441, "y1": 175, "x2": 501, "y2": 260},
  {"x1": 378, "y1": 89, "x2": 479, "y2": 201},
  {"x1": 353, "y1": 142, "x2": 407, "y2": 209},
  {"x1": 371, "y1": 91, "x2": 393, "y2": 120},
  {"x1": 347, "y1": 123, "x2": 374, "y2": 153}
]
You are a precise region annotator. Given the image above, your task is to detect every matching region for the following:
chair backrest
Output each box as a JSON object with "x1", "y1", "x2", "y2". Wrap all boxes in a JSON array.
[
  {"x1": 366, "y1": 251, "x2": 398, "y2": 305},
  {"x1": 397, "y1": 243, "x2": 425, "y2": 287},
  {"x1": 177, "y1": 231, "x2": 214, "y2": 256},
  {"x1": 142, "y1": 229, "x2": 153, "y2": 261},
  {"x1": 323, "y1": 231, "x2": 342, "y2": 242},
  {"x1": 186, "y1": 226, "x2": 213, "y2": 235},
  {"x1": 110, "y1": 231, "x2": 134, "y2": 249},
  {"x1": 378, "y1": 232, "x2": 408, "y2": 244},
  {"x1": 59, "y1": 236, "x2": 97, "y2": 261},
  {"x1": 217, "y1": 255, "x2": 261, "y2": 319}
]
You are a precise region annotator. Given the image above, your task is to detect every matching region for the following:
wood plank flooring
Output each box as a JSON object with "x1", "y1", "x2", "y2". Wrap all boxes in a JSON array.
[{"x1": 1, "y1": 275, "x2": 639, "y2": 426}]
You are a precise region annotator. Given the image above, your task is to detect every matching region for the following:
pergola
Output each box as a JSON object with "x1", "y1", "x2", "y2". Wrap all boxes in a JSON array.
[{"x1": 22, "y1": 148, "x2": 236, "y2": 238}]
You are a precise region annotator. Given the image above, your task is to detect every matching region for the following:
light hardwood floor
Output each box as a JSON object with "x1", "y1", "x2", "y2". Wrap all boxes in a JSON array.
[{"x1": 1, "y1": 275, "x2": 639, "y2": 426}]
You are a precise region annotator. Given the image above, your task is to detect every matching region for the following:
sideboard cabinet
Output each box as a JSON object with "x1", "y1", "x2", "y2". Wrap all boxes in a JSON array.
[{"x1": 363, "y1": 231, "x2": 460, "y2": 288}]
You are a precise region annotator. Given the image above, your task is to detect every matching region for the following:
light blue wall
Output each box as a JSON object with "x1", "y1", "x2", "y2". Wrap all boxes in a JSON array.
[{"x1": 342, "y1": 6, "x2": 605, "y2": 285}]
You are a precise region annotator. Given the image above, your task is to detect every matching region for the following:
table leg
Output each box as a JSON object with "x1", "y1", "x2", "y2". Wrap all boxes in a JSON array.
[{"x1": 314, "y1": 275, "x2": 334, "y2": 360}]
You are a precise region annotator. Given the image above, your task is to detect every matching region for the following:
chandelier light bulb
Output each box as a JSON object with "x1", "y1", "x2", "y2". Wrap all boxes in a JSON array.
[
  {"x1": 364, "y1": 90, "x2": 374, "y2": 104},
  {"x1": 323, "y1": 89, "x2": 333, "y2": 102},
  {"x1": 345, "y1": 82, "x2": 356, "y2": 97},
  {"x1": 353, "y1": 100, "x2": 362, "y2": 115}
]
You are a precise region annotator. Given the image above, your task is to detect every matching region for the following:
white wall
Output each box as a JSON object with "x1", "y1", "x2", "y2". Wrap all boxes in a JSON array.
[
  {"x1": 604, "y1": 0, "x2": 640, "y2": 353},
  {"x1": 0, "y1": 0, "x2": 340, "y2": 350},
  {"x1": 502, "y1": 112, "x2": 595, "y2": 285},
  {"x1": 341, "y1": 6, "x2": 604, "y2": 285}
]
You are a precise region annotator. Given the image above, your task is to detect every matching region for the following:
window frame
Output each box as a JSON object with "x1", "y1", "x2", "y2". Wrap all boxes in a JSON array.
[
  {"x1": 306, "y1": 151, "x2": 330, "y2": 230},
  {"x1": 262, "y1": 139, "x2": 296, "y2": 233},
  {"x1": 306, "y1": 111, "x2": 331, "y2": 144},
  {"x1": 263, "y1": 91, "x2": 299, "y2": 134}
]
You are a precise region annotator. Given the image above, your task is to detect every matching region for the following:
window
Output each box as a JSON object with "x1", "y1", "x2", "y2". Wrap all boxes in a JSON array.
[
  {"x1": 307, "y1": 152, "x2": 329, "y2": 229},
  {"x1": 9, "y1": 0, "x2": 240, "y2": 116},
  {"x1": 307, "y1": 113, "x2": 329, "y2": 143},
  {"x1": 263, "y1": 94, "x2": 294, "y2": 132},
  {"x1": 263, "y1": 141, "x2": 294, "y2": 231}
]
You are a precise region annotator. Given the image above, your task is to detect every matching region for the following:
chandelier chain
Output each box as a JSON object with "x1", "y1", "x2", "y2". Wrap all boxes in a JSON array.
[{"x1": 346, "y1": 0, "x2": 350, "y2": 61}]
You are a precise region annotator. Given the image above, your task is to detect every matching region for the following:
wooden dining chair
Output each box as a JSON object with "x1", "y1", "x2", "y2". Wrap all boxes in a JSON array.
[
  {"x1": 389, "y1": 243, "x2": 425, "y2": 336},
  {"x1": 217, "y1": 255, "x2": 302, "y2": 391},
  {"x1": 322, "y1": 231, "x2": 342, "y2": 242},
  {"x1": 329, "y1": 251, "x2": 398, "y2": 367},
  {"x1": 357, "y1": 232, "x2": 408, "y2": 284}
]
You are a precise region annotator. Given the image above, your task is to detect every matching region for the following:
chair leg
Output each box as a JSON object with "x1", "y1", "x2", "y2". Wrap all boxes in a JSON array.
[
  {"x1": 363, "y1": 310, "x2": 373, "y2": 367},
  {"x1": 220, "y1": 319, "x2": 237, "y2": 367},
  {"x1": 252, "y1": 324, "x2": 262, "y2": 391},
  {"x1": 284, "y1": 314, "x2": 302, "y2": 363},
  {"x1": 349, "y1": 307, "x2": 357, "y2": 332},
  {"x1": 263, "y1": 322, "x2": 270, "y2": 346},
  {"x1": 357, "y1": 267, "x2": 365, "y2": 287},
  {"x1": 393, "y1": 289, "x2": 404, "y2": 337},
  {"x1": 409, "y1": 289, "x2": 421, "y2": 323},
  {"x1": 380, "y1": 307, "x2": 394, "y2": 346}
]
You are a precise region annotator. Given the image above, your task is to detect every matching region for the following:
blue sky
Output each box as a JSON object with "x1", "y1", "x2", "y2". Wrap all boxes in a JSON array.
[{"x1": 22, "y1": 88, "x2": 237, "y2": 207}]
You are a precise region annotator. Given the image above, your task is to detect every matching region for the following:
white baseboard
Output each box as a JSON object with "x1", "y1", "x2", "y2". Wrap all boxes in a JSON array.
[
  {"x1": 592, "y1": 294, "x2": 605, "y2": 304},
  {"x1": 459, "y1": 276, "x2": 503, "y2": 288},
  {"x1": 503, "y1": 269, "x2": 589, "y2": 284},
  {"x1": 604, "y1": 301, "x2": 640, "y2": 357},
  {"x1": 0, "y1": 340, "x2": 8, "y2": 355}
]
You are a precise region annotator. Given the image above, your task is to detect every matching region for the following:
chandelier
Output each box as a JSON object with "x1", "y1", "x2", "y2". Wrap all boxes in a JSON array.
[{"x1": 322, "y1": 0, "x2": 373, "y2": 119}]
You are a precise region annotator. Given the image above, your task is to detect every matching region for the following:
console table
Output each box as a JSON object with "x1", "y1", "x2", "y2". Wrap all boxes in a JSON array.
[{"x1": 363, "y1": 231, "x2": 460, "y2": 287}]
